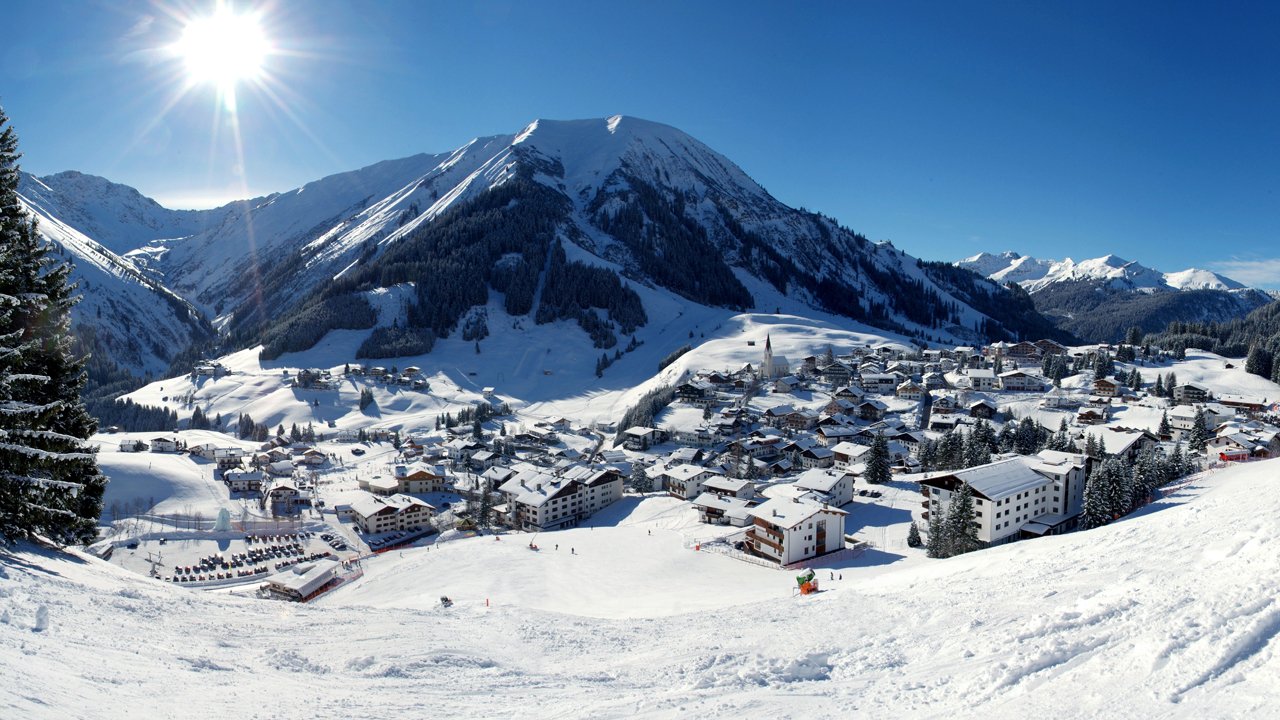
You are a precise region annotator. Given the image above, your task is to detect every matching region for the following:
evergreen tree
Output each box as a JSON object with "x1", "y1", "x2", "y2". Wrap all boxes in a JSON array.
[
  {"x1": 1245, "y1": 344, "x2": 1272, "y2": 379},
  {"x1": 0, "y1": 106, "x2": 106, "y2": 545},
  {"x1": 1153, "y1": 374, "x2": 1164, "y2": 397},
  {"x1": 629, "y1": 462, "x2": 652, "y2": 493},
  {"x1": 907, "y1": 521, "x2": 923, "y2": 548},
  {"x1": 943, "y1": 483, "x2": 980, "y2": 556},
  {"x1": 1079, "y1": 462, "x2": 1112, "y2": 530},
  {"x1": 1166, "y1": 371, "x2": 1178, "y2": 396},
  {"x1": 918, "y1": 439, "x2": 938, "y2": 472},
  {"x1": 938, "y1": 430, "x2": 965, "y2": 470},
  {"x1": 1187, "y1": 408, "x2": 1210, "y2": 452},
  {"x1": 962, "y1": 427, "x2": 991, "y2": 468},
  {"x1": 925, "y1": 499, "x2": 947, "y2": 558},
  {"x1": 865, "y1": 433, "x2": 892, "y2": 484},
  {"x1": 477, "y1": 480, "x2": 493, "y2": 530},
  {"x1": 1084, "y1": 433, "x2": 1099, "y2": 459},
  {"x1": 1158, "y1": 411, "x2": 1171, "y2": 437}
]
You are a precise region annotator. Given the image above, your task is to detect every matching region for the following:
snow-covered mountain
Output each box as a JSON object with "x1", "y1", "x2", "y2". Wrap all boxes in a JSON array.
[
  {"x1": 957, "y1": 251, "x2": 1247, "y2": 294},
  {"x1": 17, "y1": 171, "x2": 228, "y2": 256},
  {"x1": 16, "y1": 180, "x2": 213, "y2": 378},
  {"x1": 160, "y1": 115, "x2": 1060, "y2": 357},
  {"x1": 20, "y1": 116, "x2": 1067, "y2": 382},
  {"x1": 956, "y1": 251, "x2": 1270, "y2": 342}
]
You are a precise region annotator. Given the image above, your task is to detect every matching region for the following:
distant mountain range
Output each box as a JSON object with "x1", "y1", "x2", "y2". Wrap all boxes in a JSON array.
[
  {"x1": 19, "y1": 116, "x2": 1073, "y2": 386},
  {"x1": 956, "y1": 252, "x2": 1272, "y2": 342}
]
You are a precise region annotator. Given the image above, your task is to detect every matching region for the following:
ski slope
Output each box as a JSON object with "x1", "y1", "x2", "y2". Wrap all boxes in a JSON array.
[{"x1": 3, "y1": 459, "x2": 1278, "y2": 718}]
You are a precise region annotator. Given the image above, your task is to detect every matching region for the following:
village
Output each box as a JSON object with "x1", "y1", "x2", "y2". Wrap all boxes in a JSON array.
[{"x1": 92, "y1": 334, "x2": 1280, "y2": 603}]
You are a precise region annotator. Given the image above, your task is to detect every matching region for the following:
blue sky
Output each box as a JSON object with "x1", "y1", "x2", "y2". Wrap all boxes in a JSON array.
[{"x1": 3, "y1": 1, "x2": 1278, "y2": 285}]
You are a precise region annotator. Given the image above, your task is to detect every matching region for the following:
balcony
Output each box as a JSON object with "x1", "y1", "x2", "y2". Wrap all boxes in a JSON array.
[{"x1": 746, "y1": 528, "x2": 783, "y2": 553}]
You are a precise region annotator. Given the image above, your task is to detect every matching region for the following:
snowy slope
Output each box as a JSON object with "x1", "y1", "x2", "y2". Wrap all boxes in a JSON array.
[
  {"x1": 16, "y1": 192, "x2": 213, "y2": 376},
  {"x1": 3, "y1": 457, "x2": 1278, "y2": 717}
]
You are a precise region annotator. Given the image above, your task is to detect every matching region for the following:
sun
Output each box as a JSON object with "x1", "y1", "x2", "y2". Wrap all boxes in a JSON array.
[{"x1": 175, "y1": 4, "x2": 270, "y2": 91}]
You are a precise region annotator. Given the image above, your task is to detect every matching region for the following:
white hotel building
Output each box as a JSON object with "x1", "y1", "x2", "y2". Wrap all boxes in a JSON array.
[{"x1": 918, "y1": 450, "x2": 1089, "y2": 544}]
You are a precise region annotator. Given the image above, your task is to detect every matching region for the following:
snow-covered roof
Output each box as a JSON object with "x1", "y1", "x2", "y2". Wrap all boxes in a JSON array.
[
  {"x1": 794, "y1": 468, "x2": 851, "y2": 493},
  {"x1": 923, "y1": 457, "x2": 1052, "y2": 501},
  {"x1": 748, "y1": 497, "x2": 846, "y2": 530},
  {"x1": 702, "y1": 476, "x2": 752, "y2": 494},
  {"x1": 266, "y1": 558, "x2": 340, "y2": 597}
]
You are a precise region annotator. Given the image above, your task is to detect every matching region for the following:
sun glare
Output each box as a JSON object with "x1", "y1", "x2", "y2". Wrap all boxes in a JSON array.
[{"x1": 176, "y1": 6, "x2": 269, "y2": 91}]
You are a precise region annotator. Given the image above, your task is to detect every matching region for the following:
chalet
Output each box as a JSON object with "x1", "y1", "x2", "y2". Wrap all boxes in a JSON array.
[
  {"x1": 968, "y1": 399, "x2": 998, "y2": 420},
  {"x1": 692, "y1": 492, "x2": 753, "y2": 526},
  {"x1": 1006, "y1": 341, "x2": 1041, "y2": 359},
  {"x1": 389, "y1": 463, "x2": 450, "y2": 493},
  {"x1": 798, "y1": 446, "x2": 835, "y2": 469},
  {"x1": 857, "y1": 399, "x2": 889, "y2": 421},
  {"x1": 931, "y1": 394, "x2": 960, "y2": 415},
  {"x1": 930, "y1": 415, "x2": 972, "y2": 432},
  {"x1": 350, "y1": 492, "x2": 435, "y2": 534},
  {"x1": 793, "y1": 468, "x2": 855, "y2": 506},
  {"x1": 150, "y1": 437, "x2": 178, "y2": 453},
  {"x1": 783, "y1": 410, "x2": 819, "y2": 431},
  {"x1": 663, "y1": 464, "x2": 721, "y2": 499},
  {"x1": 922, "y1": 372, "x2": 948, "y2": 391},
  {"x1": 215, "y1": 447, "x2": 247, "y2": 470},
  {"x1": 263, "y1": 559, "x2": 340, "y2": 602},
  {"x1": 265, "y1": 460, "x2": 296, "y2": 477},
  {"x1": 773, "y1": 376, "x2": 802, "y2": 394},
  {"x1": 896, "y1": 380, "x2": 925, "y2": 401},
  {"x1": 1085, "y1": 427, "x2": 1158, "y2": 462},
  {"x1": 1076, "y1": 406, "x2": 1109, "y2": 425},
  {"x1": 920, "y1": 450, "x2": 1088, "y2": 543},
  {"x1": 833, "y1": 386, "x2": 865, "y2": 402},
  {"x1": 623, "y1": 426, "x2": 661, "y2": 451},
  {"x1": 300, "y1": 449, "x2": 327, "y2": 466},
  {"x1": 823, "y1": 398, "x2": 858, "y2": 417},
  {"x1": 999, "y1": 370, "x2": 1042, "y2": 393},
  {"x1": 1039, "y1": 386, "x2": 1075, "y2": 409},
  {"x1": 119, "y1": 440, "x2": 148, "y2": 452},
  {"x1": 267, "y1": 480, "x2": 301, "y2": 505},
  {"x1": 673, "y1": 427, "x2": 718, "y2": 447},
  {"x1": 860, "y1": 373, "x2": 901, "y2": 395},
  {"x1": 224, "y1": 469, "x2": 263, "y2": 493},
  {"x1": 702, "y1": 476, "x2": 754, "y2": 500},
  {"x1": 498, "y1": 467, "x2": 623, "y2": 531},
  {"x1": 966, "y1": 369, "x2": 1000, "y2": 392},
  {"x1": 819, "y1": 361, "x2": 854, "y2": 387},
  {"x1": 676, "y1": 379, "x2": 716, "y2": 406},
  {"x1": 470, "y1": 450, "x2": 499, "y2": 470},
  {"x1": 816, "y1": 425, "x2": 860, "y2": 446},
  {"x1": 830, "y1": 441, "x2": 871, "y2": 472},
  {"x1": 1092, "y1": 378, "x2": 1119, "y2": 398},
  {"x1": 1173, "y1": 383, "x2": 1211, "y2": 405},
  {"x1": 1218, "y1": 394, "x2": 1267, "y2": 415},
  {"x1": 1034, "y1": 339, "x2": 1069, "y2": 356},
  {"x1": 745, "y1": 498, "x2": 847, "y2": 565},
  {"x1": 1208, "y1": 434, "x2": 1264, "y2": 461}
]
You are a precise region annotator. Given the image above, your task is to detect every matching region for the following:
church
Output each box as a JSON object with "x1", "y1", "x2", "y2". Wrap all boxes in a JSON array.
[{"x1": 761, "y1": 334, "x2": 791, "y2": 379}]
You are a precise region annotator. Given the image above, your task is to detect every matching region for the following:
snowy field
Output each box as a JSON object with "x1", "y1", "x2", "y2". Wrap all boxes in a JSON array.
[{"x1": 4, "y1": 458, "x2": 1279, "y2": 718}]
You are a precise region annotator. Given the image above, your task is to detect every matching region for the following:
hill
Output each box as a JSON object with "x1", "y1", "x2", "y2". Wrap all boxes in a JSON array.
[{"x1": 2, "y1": 457, "x2": 1277, "y2": 717}]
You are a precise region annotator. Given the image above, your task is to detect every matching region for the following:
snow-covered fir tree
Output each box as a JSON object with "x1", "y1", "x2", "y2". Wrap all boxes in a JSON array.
[
  {"x1": 1187, "y1": 408, "x2": 1210, "y2": 452},
  {"x1": 0, "y1": 106, "x2": 106, "y2": 545},
  {"x1": 865, "y1": 433, "x2": 892, "y2": 484}
]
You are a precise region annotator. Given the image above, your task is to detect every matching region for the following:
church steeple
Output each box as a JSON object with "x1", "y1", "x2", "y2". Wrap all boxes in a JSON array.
[{"x1": 763, "y1": 333, "x2": 774, "y2": 379}]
